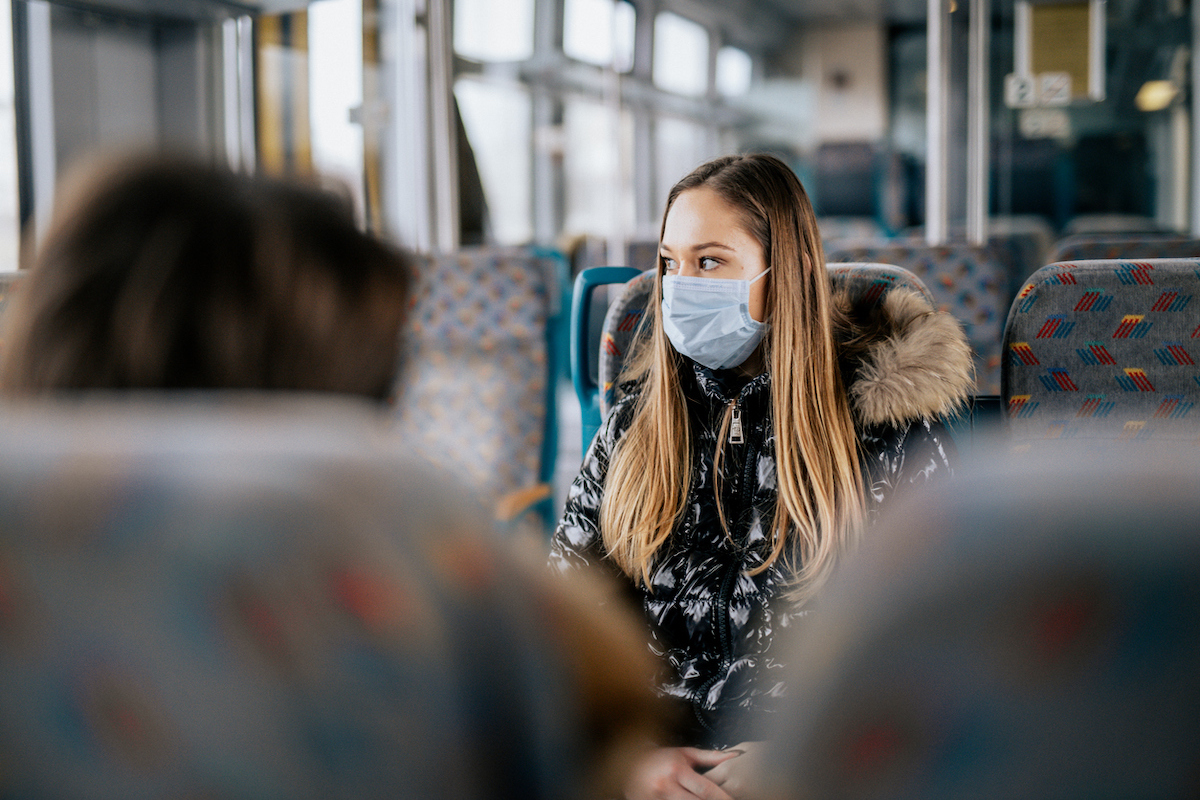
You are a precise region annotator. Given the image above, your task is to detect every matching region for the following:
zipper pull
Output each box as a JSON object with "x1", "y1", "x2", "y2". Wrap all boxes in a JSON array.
[{"x1": 729, "y1": 401, "x2": 744, "y2": 444}]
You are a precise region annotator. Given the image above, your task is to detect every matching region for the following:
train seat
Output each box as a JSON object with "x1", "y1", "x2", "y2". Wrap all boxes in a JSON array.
[
  {"x1": 817, "y1": 216, "x2": 885, "y2": 245},
  {"x1": 569, "y1": 262, "x2": 961, "y2": 452},
  {"x1": 1047, "y1": 234, "x2": 1200, "y2": 265},
  {"x1": 0, "y1": 395, "x2": 610, "y2": 800},
  {"x1": 765, "y1": 446, "x2": 1200, "y2": 799},
  {"x1": 825, "y1": 241, "x2": 1011, "y2": 396},
  {"x1": 392, "y1": 246, "x2": 570, "y2": 536},
  {"x1": 1002, "y1": 258, "x2": 1200, "y2": 444},
  {"x1": 1062, "y1": 213, "x2": 1167, "y2": 236}
]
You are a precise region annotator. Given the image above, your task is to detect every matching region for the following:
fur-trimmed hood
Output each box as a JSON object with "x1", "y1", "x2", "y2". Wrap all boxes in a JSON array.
[{"x1": 835, "y1": 287, "x2": 974, "y2": 428}]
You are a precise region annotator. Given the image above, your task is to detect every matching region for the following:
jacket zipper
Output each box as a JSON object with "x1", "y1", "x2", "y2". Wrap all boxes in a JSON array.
[
  {"x1": 695, "y1": 392, "x2": 761, "y2": 738},
  {"x1": 728, "y1": 400, "x2": 743, "y2": 444},
  {"x1": 696, "y1": 562, "x2": 739, "y2": 734}
]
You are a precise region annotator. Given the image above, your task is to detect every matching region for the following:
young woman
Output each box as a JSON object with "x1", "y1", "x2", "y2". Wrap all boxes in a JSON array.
[{"x1": 551, "y1": 154, "x2": 973, "y2": 800}]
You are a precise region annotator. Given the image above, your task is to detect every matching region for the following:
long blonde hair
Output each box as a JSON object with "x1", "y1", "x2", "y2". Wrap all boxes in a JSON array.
[{"x1": 599, "y1": 154, "x2": 864, "y2": 605}]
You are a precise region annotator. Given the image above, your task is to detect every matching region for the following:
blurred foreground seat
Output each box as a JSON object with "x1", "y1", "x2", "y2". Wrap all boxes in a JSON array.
[
  {"x1": 766, "y1": 446, "x2": 1200, "y2": 799},
  {"x1": 0, "y1": 395, "x2": 654, "y2": 800}
]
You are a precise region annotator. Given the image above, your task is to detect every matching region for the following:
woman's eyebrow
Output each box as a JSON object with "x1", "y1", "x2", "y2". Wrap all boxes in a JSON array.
[{"x1": 660, "y1": 241, "x2": 736, "y2": 256}]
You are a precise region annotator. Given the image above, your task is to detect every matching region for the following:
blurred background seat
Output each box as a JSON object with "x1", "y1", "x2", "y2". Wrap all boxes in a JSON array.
[
  {"x1": 1002, "y1": 258, "x2": 1200, "y2": 444},
  {"x1": 393, "y1": 246, "x2": 570, "y2": 537},
  {"x1": 1047, "y1": 234, "x2": 1200, "y2": 264},
  {"x1": 825, "y1": 241, "x2": 1011, "y2": 395},
  {"x1": 766, "y1": 446, "x2": 1200, "y2": 800},
  {"x1": 1061, "y1": 213, "x2": 1167, "y2": 236}
]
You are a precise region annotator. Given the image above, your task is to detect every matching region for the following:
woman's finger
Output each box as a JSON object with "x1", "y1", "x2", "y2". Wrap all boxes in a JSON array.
[
  {"x1": 681, "y1": 747, "x2": 741, "y2": 768},
  {"x1": 677, "y1": 768, "x2": 737, "y2": 800}
]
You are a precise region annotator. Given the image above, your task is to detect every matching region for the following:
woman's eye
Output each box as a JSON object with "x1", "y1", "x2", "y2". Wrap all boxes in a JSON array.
[
  {"x1": 662, "y1": 257, "x2": 678, "y2": 271},
  {"x1": 699, "y1": 256, "x2": 720, "y2": 270}
]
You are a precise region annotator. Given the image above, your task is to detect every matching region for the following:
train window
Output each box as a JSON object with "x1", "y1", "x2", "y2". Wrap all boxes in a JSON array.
[
  {"x1": 656, "y1": 115, "x2": 714, "y2": 210},
  {"x1": 716, "y1": 46, "x2": 752, "y2": 97},
  {"x1": 0, "y1": 0, "x2": 16, "y2": 271},
  {"x1": 564, "y1": 0, "x2": 635, "y2": 72},
  {"x1": 453, "y1": 0, "x2": 534, "y2": 63},
  {"x1": 563, "y1": 95, "x2": 634, "y2": 238},
  {"x1": 308, "y1": 0, "x2": 365, "y2": 221},
  {"x1": 454, "y1": 78, "x2": 532, "y2": 244},
  {"x1": 652, "y1": 12, "x2": 708, "y2": 97}
]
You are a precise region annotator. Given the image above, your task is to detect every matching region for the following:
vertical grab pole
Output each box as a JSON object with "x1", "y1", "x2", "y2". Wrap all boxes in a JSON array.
[
  {"x1": 426, "y1": 0, "x2": 458, "y2": 253},
  {"x1": 1192, "y1": 0, "x2": 1200, "y2": 236},
  {"x1": 926, "y1": 0, "x2": 951, "y2": 246},
  {"x1": 966, "y1": 0, "x2": 990, "y2": 246}
]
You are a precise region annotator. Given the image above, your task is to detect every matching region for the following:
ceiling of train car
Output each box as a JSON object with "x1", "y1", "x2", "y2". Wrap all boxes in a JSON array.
[
  {"x1": 49, "y1": 0, "x2": 312, "y2": 20},
  {"x1": 757, "y1": 0, "x2": 928, "y2": 24}
]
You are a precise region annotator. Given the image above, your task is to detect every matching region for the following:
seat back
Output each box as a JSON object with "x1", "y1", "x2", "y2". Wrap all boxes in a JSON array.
[
  {"x1": 1002, "y1": 258, "x2": 1200, "y2": 443},
  {"x1": 1063, "y1": 213, "x2": 1165, "y2": 236},
  {"x1": 826, "y1": 241, "x2": 1011, "y2": 394},
  {"x1": 570, "y1": 267, "x2": 644, "y2": 451},
  {"x1": 766, "y1": 447, "x2": 1200, "y2": 799},
  {"x1": 0, "y1": 396, "x2": 599, "y2": 800},
  {"x1": 570, "y1": 263, "x2": 938, "y2": 451},
  {"x1": 818, "y1": 216, "x2": 885, "y2": 245},
  {"x1": 1047, "y1": 234, "x2": 1200, "y2": 264},
  {"x1": 393, "y1": 246, "x2": 569, "y2": 532}
]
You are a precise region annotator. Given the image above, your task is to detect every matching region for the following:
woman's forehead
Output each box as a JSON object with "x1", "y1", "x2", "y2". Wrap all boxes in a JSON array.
[{"x1": 661, "y1": 187, "x2": 757, "y2": 250}]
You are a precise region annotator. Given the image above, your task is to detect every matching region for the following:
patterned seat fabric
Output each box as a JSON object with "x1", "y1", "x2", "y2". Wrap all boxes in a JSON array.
[
  {"x1": 1002, "y1": 259, "x2": 1200, "y2": 443},
  {"x1": 598, "y1": 269, "x2": 656, "y2": 416},
  {"x1": 0, "y1": 397, "x2": 593, "y2": 800},
  {"x1": 393, "y1": 247, "x2": 564, "y2": 529},
  {"x1": 596, "y1": 264, "x2": 936, "y2": 418},
  {"x1": 766, "y1": 447, "x2": 1200, "y2": 799},
  {"x1": 827, "y1": 261, "x2": 935, "y2": 306},
  {"x1": 826, "y1": 242, "x2": 1010, "y2": 394},
  {"x1": 1048, "y1": 234, "x2": 1200, "y2": 264}
]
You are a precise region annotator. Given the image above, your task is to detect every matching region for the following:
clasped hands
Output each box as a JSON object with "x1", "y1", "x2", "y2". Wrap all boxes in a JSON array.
[{"x1": 624, "y1": 741, "x2": 767, "y2": 800}]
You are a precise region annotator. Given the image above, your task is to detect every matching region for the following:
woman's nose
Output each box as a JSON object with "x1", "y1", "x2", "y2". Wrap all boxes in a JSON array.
[{"x1": 678, "y1": 261, "x2": 703, "y2": 278}]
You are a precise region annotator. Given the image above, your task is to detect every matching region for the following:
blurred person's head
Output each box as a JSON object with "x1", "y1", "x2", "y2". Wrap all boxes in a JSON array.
[{"x1": 0, "y1": 153, "x2": 412, "y2": 399}]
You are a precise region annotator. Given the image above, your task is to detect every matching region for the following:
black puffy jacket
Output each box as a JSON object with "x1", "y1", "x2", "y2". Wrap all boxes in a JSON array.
[{"x1": 550, "y1": 288, "x2": 974, "y2": 748}]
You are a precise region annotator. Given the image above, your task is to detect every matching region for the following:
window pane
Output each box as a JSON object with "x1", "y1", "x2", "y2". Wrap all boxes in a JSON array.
[
  {"x1": 455, "y1": 78, "x2": 532, "y2": 244},
  {"x1": 454, "y1": 0, "x2": 533, "y2": 62},
  {"x1": 656, "y1": 116, "x2": 713, "y2": 211},
  {"x1": 653, "y1": 12, "x2": 708, "y2": 97},
  {"x1": 308, "y1": 0, "x2": 364, "y2": 218},
  {"x1": 0, "y1": 0, "x2": 16, "y2": 271},
  {"x1": 716, "y1": 46, "x2": 752, "y2": 97},
  {"x1": 564, "y1": 95, "x2": 634, "y2": 237},
  {"x1": 563, "y1": 0, "x2": 635, "y2": 71},
  {"x1": 613, "y1": 1, "x2": 635, "y2": 73},
  {"x1": 563, "y1": 0, "x2": 614, "y2": 67}
]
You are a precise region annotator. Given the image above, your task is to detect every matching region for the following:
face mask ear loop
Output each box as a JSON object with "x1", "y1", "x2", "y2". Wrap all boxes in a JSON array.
[{"x1": 749, "y1": 268, "x2": 771, "y2": 285}]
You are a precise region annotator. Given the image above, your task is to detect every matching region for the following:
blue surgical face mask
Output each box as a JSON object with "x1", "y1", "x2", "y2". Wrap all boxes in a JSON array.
[{"x1": 660, "y1": 269, "x2": 770, "y2": 370}]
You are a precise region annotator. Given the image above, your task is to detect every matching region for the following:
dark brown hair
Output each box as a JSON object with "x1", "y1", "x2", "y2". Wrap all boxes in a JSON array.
[{"x1": 0, "y1": 155, "x2": 412, "y2": 399}]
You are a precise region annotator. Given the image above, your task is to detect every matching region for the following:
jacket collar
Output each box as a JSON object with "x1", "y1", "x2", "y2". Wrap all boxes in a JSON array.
[
  {"x1": 691, "y1": 361, "x2": 771, "y2": 406},
  {"x1": 835, "y1": 287, "x2": 974, "y2": 428}
]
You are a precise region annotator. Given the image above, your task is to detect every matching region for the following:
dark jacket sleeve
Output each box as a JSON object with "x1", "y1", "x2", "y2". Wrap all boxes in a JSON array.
[{"x1": 859, "y1": 417, "x2": 957, "y2": 523}]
